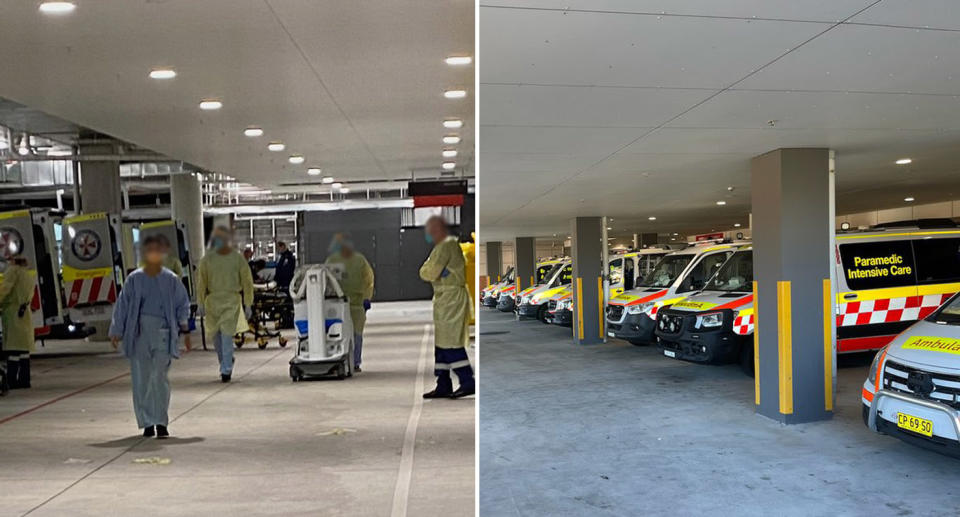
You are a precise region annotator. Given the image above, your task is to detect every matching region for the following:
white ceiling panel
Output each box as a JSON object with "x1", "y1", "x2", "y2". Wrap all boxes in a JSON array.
[
  {"x1": 480, "y1": 126, "x2": 648, "y2": 155},
  {"x1": 849, "y1": 0, "x2": 960, "y2": 30}
]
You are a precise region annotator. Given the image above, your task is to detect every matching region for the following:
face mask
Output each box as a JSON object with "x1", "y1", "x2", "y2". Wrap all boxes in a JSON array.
[
  {"x1": 210, "y1": 237, "x2": 225, "y2": 250},
  {"x1": 328, "y1": 241, "x2": 342, "y2": 255},
  {"x1": 144, "y1": 251, "x2": 167, "y2": 265},
  {"x1": 424, "y1": 233, "x2": 433, "y2": 245}
]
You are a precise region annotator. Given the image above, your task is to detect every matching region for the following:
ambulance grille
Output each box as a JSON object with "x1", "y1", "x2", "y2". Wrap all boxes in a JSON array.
[
  {"x1": 548, "y1": 300, "x2": 558, "y2": 311},
  {"x1": 606, "y1": 305, "x2": 624, "y2": 321},
  {"x1": 883, "y1": 360, "x2": 960, "y2": 410}
]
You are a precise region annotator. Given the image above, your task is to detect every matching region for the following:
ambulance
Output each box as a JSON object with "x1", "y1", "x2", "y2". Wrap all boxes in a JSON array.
[
  {"x1": 61, "y1": 212, "x2": 125, "y2": 327},
  {"x1": 656, "y1": 225, "x2": 960, "y2": 375},
  {"x1": 0, "y1": 209, "x2": 64, "y2": 335},
  {"x1": 548, "y1": 289, "x2": 574, "y2": 326},
  {"x1": 861, "y1": 293, "x2": 960, "y2": 457},
  {"x1": 497, "y1": 259, "x2": 564, "y2": 313},
  {"x1": 606, "y1": 242, "x2": 742, "y2": 345},
  {"x1": 654, "y1": 246, "x2": 755, "y2": 372},
  {"x1": 481, "y1": 266, "x2": 515, "y2": 307}
]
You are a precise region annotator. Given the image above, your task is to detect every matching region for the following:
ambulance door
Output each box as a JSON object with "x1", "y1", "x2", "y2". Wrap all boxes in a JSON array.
[
  {"x1": 0, "y1": 210, "x2": 45, "y2": 329},
  {"x1": 61, "y1": 212, "x2": 122, "y2": 321},
  {"x1": 31, "y1": 211, "x2": 64, "y2": 329},
  {"x1": 608, "y1": 257, "x2": 626, "y2": 295},
  {"x1": 835, "y1": 238, "x2": 918, "y2": 352}
]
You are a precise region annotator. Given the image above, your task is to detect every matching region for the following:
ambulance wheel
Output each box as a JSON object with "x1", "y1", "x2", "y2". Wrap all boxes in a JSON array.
[
  {"x1": 257, "y1": 339, "x2": 268, "y2": 350},
  {"x1": 336, "y1": 362, "x2": 347, "y2": 380},
  {"x1": 290, "y1": 366, "x2": 303, "y2": 382},
  {"x1": 278, "y1": 336, "x2": 288, "y2": 348},
  {"x1": 739, "y1": 342, "x2": 755, "y2": 377},
  {"x1": 537, "y1": 305, "x2": 549, "y2": 324}
]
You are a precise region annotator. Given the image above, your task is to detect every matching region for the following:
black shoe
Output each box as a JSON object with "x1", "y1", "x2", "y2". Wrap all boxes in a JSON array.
[
  {"x1": 221, "y1": 373, "x2": 231, "y2": 383},
  {"x1": 143, "y1": 426, "x2": 155, "y2": 438},
  {"x1": 354, "y1": 366, "x2": 362, "y2": 373},
  {"x1": 423, "y1": 389, "x2": 452, "y2": 399},
  {"x1": 450, "y1": 386, "x2": 476, "y2": 399},
  {"x1": 156, "y1": 425, "x2": 169, "y2": 439}
]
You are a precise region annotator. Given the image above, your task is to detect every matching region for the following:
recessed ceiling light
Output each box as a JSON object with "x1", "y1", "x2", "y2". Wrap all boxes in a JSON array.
[
  {"x1": 716, "y1": 200, "x2": 727, "y2": 205},
  {"x1": 199, "y1": 99, "x2": 222, "y2": 110},
  {"x1": 244, "y1": 127, "x2": 264, "y2": 137},
  {"x1": 39, "y1": 2, "x2": 75, "y2": 14},
  {"x1": 307, "y1": 167, "x2": 322, "y2": 176},
  {"x1": 445, "y1": 56, "x2": 473, "y2": 66},
  {"x1": 288, "y1": 155, "x2": 305, "y2": 164},
  {"x1": 904, "y1": 196, "x2": 915, "y2": 202},
  {"x1": 443, "y1": 135, "x2": 461, "y2": 144},
  {"x1": 443, "y1": 119, "x2": 464, "y2": 129},
  {"x1": 267, "y1": 142, "x2": 285, "y2": 152},
  {"x1": 340, "y1": 187, "x2": 351, "y2": 194},
  {"x1": 442, "y1": 162, "x2": 456, "y2": 170},
  {"x1": 149, "y1": 68, "x2": 177, "y2": 80},
  {"x1": 606, "y1": 227, "x2": 613, "y2": 230},
  {"x1": 444, "y1": 89, "x2": 467, "y2": 99},
  {"x1": 648, "y1": 216, "x2": 657, "y2": 221},
  {"x1": 896, "y1": 158, "x2": 912, "y2": 165},
  {"x1": 321, "y1": 176, "x2": 334, "y2": 184},
  {"x1": 331, "y1": 182, "x2": 343, "y2": 189},
  {"x1": 442, "y1": 149, "x2": 458, "y2": 158},
  {"x1": 672, "y1": 233, "x2": 679, "y2": 236},
  {"x1": 727, "y1": 186, "x2": 735, "y2": 191},
  {"x1": 734, "y1": 223, "x2": 742, "y2": 227}
]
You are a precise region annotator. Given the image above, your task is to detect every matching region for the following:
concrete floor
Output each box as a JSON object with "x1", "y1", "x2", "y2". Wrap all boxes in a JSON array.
[
  {"x1": 479, "y1": 309, "x2": 960, "y2": 517},
  {"x1": 0, "y1": 301, "x2": 474, "y2": 517}
]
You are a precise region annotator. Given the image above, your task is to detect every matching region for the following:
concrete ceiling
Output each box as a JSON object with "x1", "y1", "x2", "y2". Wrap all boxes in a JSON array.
[
  {"x1": 0, "y1": 0, "x2": 474, "y2": 186},
  {"x1": 479, "y1": 0, "x2": 960, "y2": 241}
]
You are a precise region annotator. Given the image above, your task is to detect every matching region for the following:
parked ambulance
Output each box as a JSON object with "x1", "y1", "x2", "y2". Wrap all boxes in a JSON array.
[
  {"x1": 656, "y1": 225, "x2": 960, "y2": 375},
  {"x1": 548, "y1": 289, "x2": 574, "y2": 326},
  {"x1": 482, "y1": 266, "x2": 515, "y2": 307},
  {"x1": 606, "y1": 242, "x2": 742, "y2": 345},
  {"x1": 861, "y1": 293, "x2": 960, "y2": 457},
  {"x1": 514, "y1": 260, "x2": 572, "y2": 320},
  {"x1": 498, "y1": 259, "x2": 565, "y2": 313}
]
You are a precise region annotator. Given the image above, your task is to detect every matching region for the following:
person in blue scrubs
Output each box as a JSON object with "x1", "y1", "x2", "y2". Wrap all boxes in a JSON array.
[{"x1": 109, "y1": 234, "x2": 191, "y2": 438}]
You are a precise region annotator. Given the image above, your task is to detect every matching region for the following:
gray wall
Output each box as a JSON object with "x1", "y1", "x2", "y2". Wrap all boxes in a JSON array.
[{"x1": 301, "y1": 203, "x2": 474, "y2": 302}]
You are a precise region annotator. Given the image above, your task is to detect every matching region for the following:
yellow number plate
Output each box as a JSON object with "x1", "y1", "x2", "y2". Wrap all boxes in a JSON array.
[{"x1": 897, "y1": 412, "x2": 933, "y2": 437}]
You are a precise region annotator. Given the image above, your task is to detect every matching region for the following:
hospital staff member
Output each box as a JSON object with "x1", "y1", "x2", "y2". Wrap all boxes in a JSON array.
[
  {"x1": 196, "y1": 226, "x2": 255, "y2": 382},
  {"x1": 325, "y1": 233, "x2": 374, "y2": 372},
  {"x1": 420, "y1": 216, "x2": 475, "y2": 399},
  {"x1": 109, "y1": 235, "x2": 191, "y2": 438},
  {"x1": 0, "y1": 254, "x2": 35, "y2": 390}
]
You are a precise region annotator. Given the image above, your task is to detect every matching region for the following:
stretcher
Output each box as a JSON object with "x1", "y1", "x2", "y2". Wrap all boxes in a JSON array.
[{"x1": 234, "y1": 283, "x2": 292, "y2": 350}]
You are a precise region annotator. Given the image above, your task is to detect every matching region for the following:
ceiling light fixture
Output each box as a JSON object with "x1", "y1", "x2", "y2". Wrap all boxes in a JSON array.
[
  {"x1": 444, "y1": 89, "x2": 467, "y2": 99},
  {"x1": 340, "y1": 187, "x2": 351, "y2": 194},
  {"x1": 896, "y1": 158, "x2": 912, "y2": 165},
  {"x1": 38, "y1": 1, "x2": 76, "y2": 14},
  {"x1": 267, "y1": 142, "x2": 285, "y2": 152},
  {"x1": 443, "y1": 119, "x2": 464, "y2": 129},
  {"x1": 288, "y1": 155, "x2": 305, "y2": 165},
  {"x1": 443, "y1": 135, "x2": 461, "y2": 144},
  {"x1": 198, "y1": 99, "x2": 223, "y2": 110},
  {"x1": 442, "y1": 149, "x2": 458, "y2": 158},
  {"x1": 648, "y1": 216, "x2": 657, "y2": 221},
  {"x1": 734, "y1": 223, "x2": 742, "y2": 227},
  {"x1": 331, "y1": 182, "x2": 343, "y2": 189},
  {"x1": 445, "y1": 56, "x2": 473, "y2": 66},
  {"x1": 243, "y1": 127, "x2": 264, "y2": 137},
  {"x1": 149, "y1": 68, "x2": 177, "y2": 80},
  {"x1": 307, "y1": 167, "x2": 322, "y2": 176},
  {"x1": 321, "y1": 176, "x2": 334, "y2": 184},
  {"x1": 904, "y1": 196, "x2": 915, "y2": 202},
  {"x1": 716, "y1": 200, "x2": 727, "y2": 206},
  {"x1": 442, "y1": 162, "x2": 456, "y2": 170}
]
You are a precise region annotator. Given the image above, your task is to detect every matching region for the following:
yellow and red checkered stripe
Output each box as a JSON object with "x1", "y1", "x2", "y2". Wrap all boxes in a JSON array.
[
  {"x1": 836, "y1": 294, "x2": 952, "y2": 327},
  {"x1": 733, "y1": 313, "x2": 754, "y2": 335}
]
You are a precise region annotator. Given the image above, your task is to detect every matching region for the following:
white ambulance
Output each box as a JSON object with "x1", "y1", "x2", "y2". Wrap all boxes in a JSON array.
[
  {"x1": 481, "y1": 266, "x2": 515, "y2": 307},
  {"x1": 606, "y1": 242, "x2": 742, "y2": 345}
]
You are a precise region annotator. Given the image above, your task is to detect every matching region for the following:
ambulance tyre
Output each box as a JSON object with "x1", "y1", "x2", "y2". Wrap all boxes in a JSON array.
[
  {"x1": 537, "y1": 305, "x2": 549, "y2": 324},
  {"x1": 739, "y1": 341, "x2": 755, "y2": 377},
  {"x1": 336, "y1": 362, "x2": 347, "y2": 380}
]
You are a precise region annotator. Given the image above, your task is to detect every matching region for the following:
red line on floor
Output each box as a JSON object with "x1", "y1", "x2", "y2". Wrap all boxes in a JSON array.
[{"x1": 0, "y1": 371, "x2": 129, "y2": 426}]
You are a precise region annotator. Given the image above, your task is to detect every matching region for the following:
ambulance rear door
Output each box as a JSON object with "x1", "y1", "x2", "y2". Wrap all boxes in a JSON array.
[
  {"x1": 61, "y1": 212, "x2": 123, "y2": 322},
  {"x1": 0, "y1": 209, "x2": 63, "y2": 331}
]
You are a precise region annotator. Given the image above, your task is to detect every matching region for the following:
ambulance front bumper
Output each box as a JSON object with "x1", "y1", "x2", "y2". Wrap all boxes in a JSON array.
[
  {"x1": 551, "y1": 308, "x2": 572, "y2": 326},
  {"x1": 655, "y1": 309, "x2": 739, "y2": 363},
  {"x1": 606, "y1": 312, "x2": 656, "y2": 343},
  {"x1": 516, "y1": 302, "x2": 540, "y2": 318},
  {"x1": 496, "y1": 296, "x2": 515, "y2": 312},
  {"x1": 865, "y1": 388, "x2": 960, "y2": 457},
  {"x1": 482, "y1": 295, "x2": 498, "y2": 307}
]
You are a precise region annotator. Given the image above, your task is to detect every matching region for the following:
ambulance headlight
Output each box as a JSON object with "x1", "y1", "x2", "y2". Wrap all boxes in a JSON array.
[
  {"x1": 696, "y1": 312, "x2": 723, "y2": 329},
  {"x1": 627, "y1": 302, "x2": 653, "y2": 315},
  {"x1": 868, "y1": 349, "x2": 884, "y2": 385}
]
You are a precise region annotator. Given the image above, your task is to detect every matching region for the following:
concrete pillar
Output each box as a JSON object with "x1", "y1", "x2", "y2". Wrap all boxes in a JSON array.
[
  {"x1": 751, "y1": 148, "x2": 836, "y2": 424},
  {"x1": 78, "y1": 142, "x2": 121, "y2": 214},
  {"x1": 570, "y1": 217, "x2": 603, "y2": 345},
  {"x1": 171, "y1": 172, "x2": 206, "y2": 260},
  {"x1": 514, "y1": 237, "x2": 536, "y2": 291},
  {"x1": 485, "y1": 241, "x2": 503, "y2": 281}
]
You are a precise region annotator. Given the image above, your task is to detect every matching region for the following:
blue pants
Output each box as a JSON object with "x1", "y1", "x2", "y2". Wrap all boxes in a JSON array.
[
  {"x1": 130, "y1": 315, "x2": 172, "y2": 428},
  {"x1": 354, "y1": 333, "x2": 363, "y2": 368},
  {"x1": 434, "y1": 347, "x2": 474, "y2": 394},
  {"x1": 214, "y1": 331, "x2": 234, "y2": 375}
]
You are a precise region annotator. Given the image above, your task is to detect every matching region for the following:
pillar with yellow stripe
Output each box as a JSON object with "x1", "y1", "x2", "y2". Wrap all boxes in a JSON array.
[
  {"x1": 514, "y1": 236, "x2": 536, "y2": 297},
  {"x1": 752, "y1": 148, "x2": 836, "y2": 424},
  {"x1": 570, "y1": 216, "x2": 604, "y2": 345}
]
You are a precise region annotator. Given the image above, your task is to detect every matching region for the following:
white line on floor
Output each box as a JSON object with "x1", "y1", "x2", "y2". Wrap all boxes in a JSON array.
[{"x1": 391, "y1": 323, "x2": 431, "y2": 517}]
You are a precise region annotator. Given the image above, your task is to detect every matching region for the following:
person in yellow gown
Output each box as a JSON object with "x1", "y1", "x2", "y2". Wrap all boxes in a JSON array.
[
  {"x1": 196, "y1": 226, "x2": 254, "y2": 382},
  {"x1": 420, "y1": 216, "x2": 474, "y2": 399},
  {"x1": 0, "y1": 254, "x2": 35, "y2": 392},
  {"x1": 325, "y1": 233, "x2": 375, "y2": 372}
]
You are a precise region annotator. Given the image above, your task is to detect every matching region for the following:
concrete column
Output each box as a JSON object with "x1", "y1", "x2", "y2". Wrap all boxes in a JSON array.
[
  {"x1": 78, "y1": 142, "x2": 121, "y2": 214},
  {"x1": 514, "y1": 237, "x2": 536, "y2": 291},
  {"x1": 171, "y1": 172, "x2": 206, "y2": 260},
  {"x1": 485, "y1": 241, "x2": 503, "y2": 281},
  {"x1": 571, "y1": 217, "x2": 603, "y2": 345},
  {"x1": 751, "y1": 148, "x2": 836, "y2": 424}
]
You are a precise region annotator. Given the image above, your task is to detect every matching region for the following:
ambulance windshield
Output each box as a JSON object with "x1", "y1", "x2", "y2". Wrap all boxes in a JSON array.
[
  {"x1": 503, "y1": 267, "x2": 515, "y2": 283},
  {"x1": 640, "y1": 255, "x2": 693, "y2": 288},
  {"x1": 705, "y1": 251, "x2": 753, "y2": 292}
]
